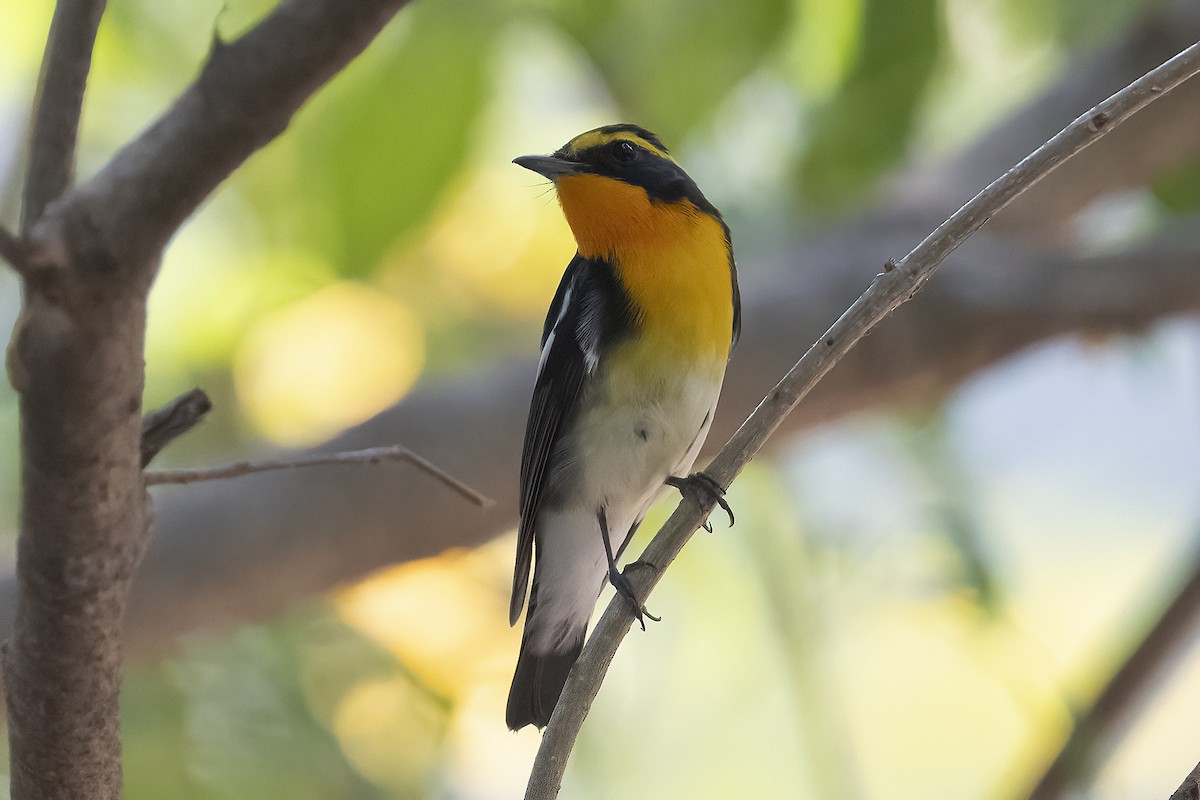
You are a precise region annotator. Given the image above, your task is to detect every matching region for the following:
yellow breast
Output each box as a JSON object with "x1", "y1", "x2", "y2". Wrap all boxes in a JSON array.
[{"x1": 554, "y1": 174, "x2": 735, "y2": 371}]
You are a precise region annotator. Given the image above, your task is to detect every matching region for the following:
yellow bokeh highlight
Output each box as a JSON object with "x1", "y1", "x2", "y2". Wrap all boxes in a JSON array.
[
  {"x1": 429, "y1": 166, "x2": 575, "y2": 318},
  {"x1": 0, "y1": 6, "x2": 52, "y2": 90},
  {"x1": 830, "y1": 600, "x2": 1032, "y2": 800},
  {"x1": 336, "y1": 540, "x2": 516, "y2": 700},
  {"x1": 331, "y1": 538, "x2": 538, "y2": 798},
  {"x1": 234, "y1": 282, "x2": 423, "y2": 445},
  {"x1": 333, "y1": 677, "x2": 444, "y2": 791},
  {"x1": 377, "y1": 163, "x2": 577, "y2": 327}
]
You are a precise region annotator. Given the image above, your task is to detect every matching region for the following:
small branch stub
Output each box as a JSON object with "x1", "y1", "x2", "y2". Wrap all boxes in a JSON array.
[{"x1": 141, "y1": 388, "x2": 213, "y2": 466}]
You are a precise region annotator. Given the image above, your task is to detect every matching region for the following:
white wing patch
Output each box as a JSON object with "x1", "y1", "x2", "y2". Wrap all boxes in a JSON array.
[
  {"x1": 576, "y1": 287, "x2": 604, "y2": 374},
  {"x1": 536, "y1": 285, "x2": 573, "y2": 378}
]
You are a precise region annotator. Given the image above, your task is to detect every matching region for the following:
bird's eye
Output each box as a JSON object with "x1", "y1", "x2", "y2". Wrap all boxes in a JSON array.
[{"x1": 611, "y1": 140, "x2": 639, "y2": 163}]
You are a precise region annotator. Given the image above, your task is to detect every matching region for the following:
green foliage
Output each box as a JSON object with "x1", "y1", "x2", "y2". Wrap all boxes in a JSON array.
[
  {"x1": 1153, "y1": 157, "x2": 1200, "y2": 214},
  {"x1": 549, "y1": 0, "x2": 792, "y2": 142},
  {"x1": 1005, "y1": 0, "x2": 1146, "y2": 48},
  {"x1": 295, "y1": 0, "x2": 495, "y2": 277},
  {"x1": 791, "y1": 0, "x2": 864, "y2": 96},
  {"x1": 122, "y1": 612, "x2": 424, "y2": 800},
  {"x1": 798, "y1": 0, "x2": 941, "y2": 208}
]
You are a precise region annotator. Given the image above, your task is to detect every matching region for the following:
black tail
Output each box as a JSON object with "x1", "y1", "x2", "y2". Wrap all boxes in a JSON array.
[
  {"x1": 505, "y1": 635, "x2": 584, "y2": 730},
  {"x1": 506, "y1": 594, "x2": 586, "y2": 730}
]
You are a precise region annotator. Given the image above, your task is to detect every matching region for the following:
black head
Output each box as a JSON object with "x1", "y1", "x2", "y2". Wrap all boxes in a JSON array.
[{"x1": 514, "y1": 124, "x2": 716, "y2": 214}]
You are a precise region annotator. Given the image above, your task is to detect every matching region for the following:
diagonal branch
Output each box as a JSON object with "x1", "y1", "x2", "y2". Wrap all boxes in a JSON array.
[
  {"x1": 524, "y1": 40, "x2": 1200, "y2": 800},
  {"x1": 1171, "y1": 761, "x2": 1200, "y2": 800},
  {"x1": 21, "y1": 0, "x2": 107, "y2": 233}
]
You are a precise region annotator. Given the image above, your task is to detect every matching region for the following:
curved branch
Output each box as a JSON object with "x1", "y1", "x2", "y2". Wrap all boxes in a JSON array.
[{"x1": 524, "y1": 41, "x2": 1200, "y2": 799}]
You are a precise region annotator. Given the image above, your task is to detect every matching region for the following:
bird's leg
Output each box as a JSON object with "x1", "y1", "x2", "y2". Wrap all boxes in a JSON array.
[
  {"x1": 598, "y1": 507, "x2": 660, "y2": 630},
  {"x1": 666, "y1": 472, "x2": 735, "y2": 529}
]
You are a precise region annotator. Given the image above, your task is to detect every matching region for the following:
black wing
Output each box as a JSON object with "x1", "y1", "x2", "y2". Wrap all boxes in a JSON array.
[{"x1": 509, "y1": 255, "x2": 631, "y2": 625}]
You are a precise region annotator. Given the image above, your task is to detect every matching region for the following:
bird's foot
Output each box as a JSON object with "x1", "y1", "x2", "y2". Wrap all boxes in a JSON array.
[
  {"x1": 608, "y1": 563, "x2": 660, "y2": 631},
  {"x1": 666, "y1": 471, "x2": 735, "y2": 529}
]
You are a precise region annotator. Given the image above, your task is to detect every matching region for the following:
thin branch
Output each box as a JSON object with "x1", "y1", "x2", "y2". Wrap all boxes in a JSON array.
[
  {"x1": 1171, "y1": 761, "x2": 1200, "y2": 800},
  {"x1": 140, "y1": 388, "x2": 212, "y2": 467},
  {"x1": 1026, "y1": 546, "x2": 1200, "y2": 800},
  {"x1": 146, "y1": 445, "x2": 493, "y2": 507},
  {"x1": 524, "y1": 40, "x2": 1200, "y2": 800},
  {"x1": 21, "y1": 0, "x2": 107, "y2": 233}
]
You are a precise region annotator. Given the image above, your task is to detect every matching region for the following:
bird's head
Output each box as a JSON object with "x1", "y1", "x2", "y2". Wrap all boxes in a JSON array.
[{"x1": 514, "y1": 124, "x2": 718, "y2": 258}]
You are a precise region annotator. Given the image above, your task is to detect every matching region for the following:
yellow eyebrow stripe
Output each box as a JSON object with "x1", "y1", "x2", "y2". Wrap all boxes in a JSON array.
[{"x1": 565, "y1": 130, "x2": 676, "y2": 163}]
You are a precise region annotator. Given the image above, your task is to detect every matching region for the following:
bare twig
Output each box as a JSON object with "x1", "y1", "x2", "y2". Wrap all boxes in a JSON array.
[
  {"x1": 146, "y1": 445, "x2": 492, "y2": 506},
  {"x1": 21, "y1": 0, "x2": 107, "y2": 233},
  {"x1": 140, "y1": 389, "x2": 212, "y2": 467},
  {"x1": 1026, "y1": 547, "x2": 1200, "y2": 800},
  {"x1": 1171, "y1": 761, "x2": 1200, "y2": 800},
  {"x1": 524, "y1": 40, "x2": 1200, "y2": 800}
]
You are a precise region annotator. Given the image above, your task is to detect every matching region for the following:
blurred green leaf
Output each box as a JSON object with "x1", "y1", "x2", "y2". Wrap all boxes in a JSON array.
[
  {"x1": 792, "y1": 0, "x2": 864, "y2": 96},
  {"x1": 1152, "y1": 157, "x2": 1200, "y2": 214},
  {"x1": 552, "y1": 0, "x2": 791, "y2": 142},
  {"x1": 798, "y1": 0, "x2": 940, "y2": 208},
  {"x1": 123, "y1": 668, "x2": 200, "y2": 800},
  {"x1": 899, "y1": 411, "x2": 1004, "y2": 618},
  {"x1": 124, "y1": 616, "x2": 397, "y2": 800},
  {"x1": 1004, "y1": 0, "x2": 1144, "y2": 49},
  {"x1": 297, "y1": 0, "x2": 494, "y2": 277}
]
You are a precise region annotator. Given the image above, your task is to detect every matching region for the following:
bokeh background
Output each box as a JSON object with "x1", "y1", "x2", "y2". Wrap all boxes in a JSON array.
[{"x1": 2, "y1": 0, "x2": 1200, "y2": 797}]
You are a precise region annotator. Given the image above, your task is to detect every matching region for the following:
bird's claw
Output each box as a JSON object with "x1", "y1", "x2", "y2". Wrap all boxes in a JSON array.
[
  {"x1": 666, "y1": 471, "x2": 735, "y2": 528},
  {"x1": 608, "y1": 564, "x2": 660, "y2": 631}
]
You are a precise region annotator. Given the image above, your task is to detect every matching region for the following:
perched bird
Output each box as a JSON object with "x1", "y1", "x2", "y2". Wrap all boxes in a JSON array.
[{"x1": 507, "y1": 124, "x2": 740, "y2": 731}]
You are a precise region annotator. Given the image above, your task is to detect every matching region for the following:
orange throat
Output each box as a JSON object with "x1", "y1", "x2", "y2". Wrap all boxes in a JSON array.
[{"x1": 554, "y1": 173, "x2": 735, "y2": 365}]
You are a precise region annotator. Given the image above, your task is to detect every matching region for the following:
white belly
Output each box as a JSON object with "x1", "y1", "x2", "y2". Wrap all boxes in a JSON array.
[
  {"x1": 526, "y1": 365, "x2": 721, "y2": 654},
  {"x1": 563, "y1": 366, "x2": 720, "y2": 518}
]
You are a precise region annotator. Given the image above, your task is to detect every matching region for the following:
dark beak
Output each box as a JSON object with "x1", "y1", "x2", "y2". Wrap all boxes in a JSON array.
[{"x1": 513, "y1": 155, "x2": 584, "y2": 179}]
